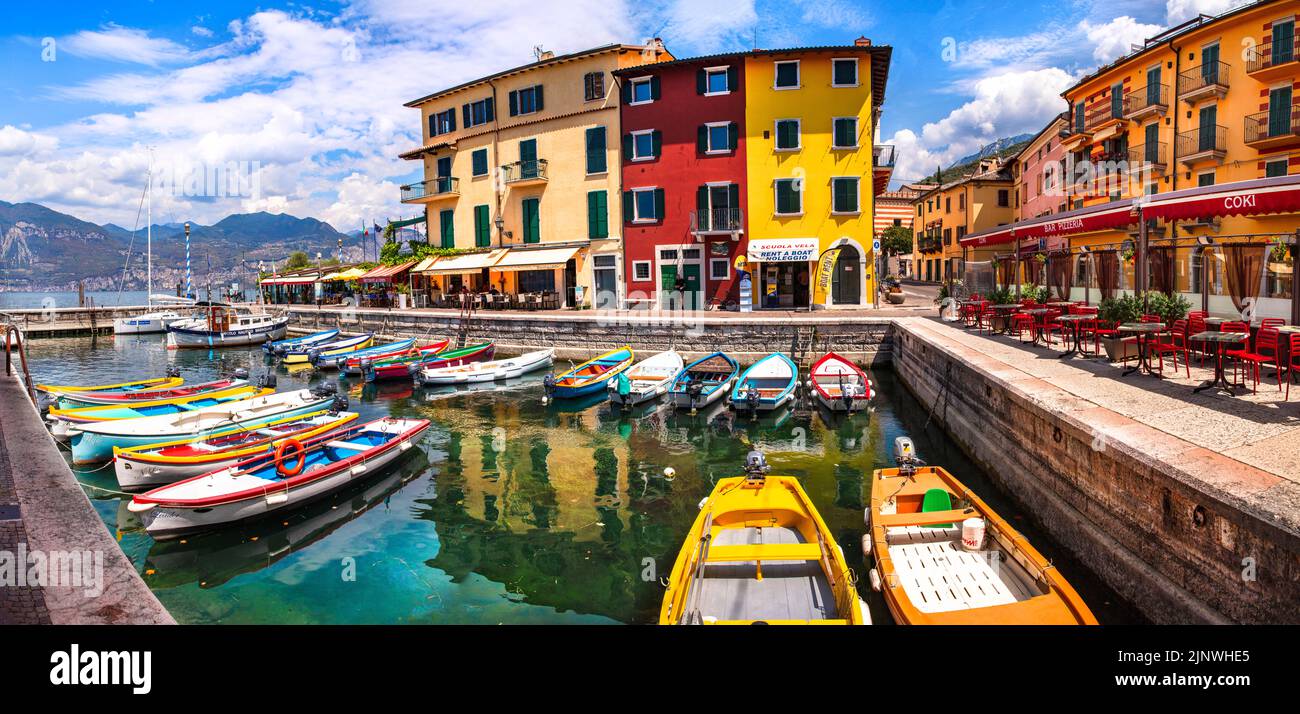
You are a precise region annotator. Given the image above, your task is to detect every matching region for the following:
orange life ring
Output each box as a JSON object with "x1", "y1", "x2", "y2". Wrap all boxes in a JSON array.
[{"x1": 275, "y1": 438, "x2": 306, "y2": 477}]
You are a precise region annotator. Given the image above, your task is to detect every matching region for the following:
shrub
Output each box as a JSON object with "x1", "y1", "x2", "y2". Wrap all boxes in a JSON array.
[{"x1": 1098, "y1": 294, "x2": 1142, "y2": 326}]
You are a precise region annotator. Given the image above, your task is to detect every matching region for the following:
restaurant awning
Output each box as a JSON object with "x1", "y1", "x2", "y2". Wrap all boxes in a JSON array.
[
  {"x1": 411, "y1": 257, "x2": 439, "y2": 273},
  {"x1": 1140, "y1": 174, "x2": 1300, "y2": 222},
  {"x1": 359, "y1": 260, "x2": 418, "y2": 282},
  {"x1": 489, "y1": 246, "x2": 580, "y2": 272},
  {"x1": 959, "y1": 198, "x2": 1138, "y2": 248},
  {"x1": 419, "y1": 249, "x2": 508, "y2": 275},
  {"x1": 260, "y1": 275, "x2": 319, "y2": 286},
  {"x1": 321, "y1": 267, "x2": 367, "y2": 281}
]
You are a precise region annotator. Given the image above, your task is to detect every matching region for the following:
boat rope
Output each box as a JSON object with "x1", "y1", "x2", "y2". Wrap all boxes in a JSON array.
[{"x1": 79, "y1": 480, "x2": 136, "y2": 497}]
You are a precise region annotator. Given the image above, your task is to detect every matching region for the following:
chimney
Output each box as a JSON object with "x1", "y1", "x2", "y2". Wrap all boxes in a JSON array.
[
  {"x1": 855, "y1": 36, "x2": 871, "y2": 47},
  {"x1": 539, "y1": 50, "x2": 554, "y2": 60}
]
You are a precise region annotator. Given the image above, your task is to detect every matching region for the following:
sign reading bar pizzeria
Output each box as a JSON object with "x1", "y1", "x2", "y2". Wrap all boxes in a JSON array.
[{"x1": 747, "y1": 238, "x2": 819, "y2": 263}]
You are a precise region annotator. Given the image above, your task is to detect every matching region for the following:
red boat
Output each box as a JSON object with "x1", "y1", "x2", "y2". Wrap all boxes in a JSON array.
[
  {"x1": 365, "y1": 342, "x2": 495, "y2": 382},
  {"x1": 342, "y1": 339, "x2": 448, "y2": 375},
  {"x1": 808, "y1": 352, "x2": 872, "y2": 413},
  {"x1": 52, "y1": 378, "x2": 249, "y2": 409}
]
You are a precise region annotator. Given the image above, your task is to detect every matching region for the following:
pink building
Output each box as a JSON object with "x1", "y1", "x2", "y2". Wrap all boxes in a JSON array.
[{"x1": 1013, "y1": 116, "x2": 1068, "y2": 221}]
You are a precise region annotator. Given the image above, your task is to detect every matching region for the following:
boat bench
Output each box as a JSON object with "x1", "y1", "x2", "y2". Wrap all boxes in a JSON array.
[
  {"x1": 705, "y1": 543, "x2": 823, "y2": 563},
  {"x1": 874, "y1": 509, "x2": 975, "y2": 529},
  {"x1": 325, "y1": 440, "x2": 370, "y2": 451}
]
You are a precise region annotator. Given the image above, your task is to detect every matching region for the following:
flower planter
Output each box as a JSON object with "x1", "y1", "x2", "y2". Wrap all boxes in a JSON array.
[
  {"x1": 886, "y1": 291, "x2": 905, "y2": 305},
  {"x1": 1100, "y1": 335, "x2": 1139, "y2": 363}
]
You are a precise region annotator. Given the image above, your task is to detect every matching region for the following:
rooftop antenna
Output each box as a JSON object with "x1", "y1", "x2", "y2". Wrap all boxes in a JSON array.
[{"x1": 533, "y1": 45, "x2": 545, "y2": 61}]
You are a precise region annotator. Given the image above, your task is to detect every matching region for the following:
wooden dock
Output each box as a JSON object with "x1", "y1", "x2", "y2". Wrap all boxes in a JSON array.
[{"x1": 1, "y1": 305, "x2": 154, "y2": 338}]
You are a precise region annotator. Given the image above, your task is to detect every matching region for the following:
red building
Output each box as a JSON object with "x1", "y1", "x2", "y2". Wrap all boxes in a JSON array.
[{"x1": 613, "y1": 57, "x2": 748, "y2": 310}]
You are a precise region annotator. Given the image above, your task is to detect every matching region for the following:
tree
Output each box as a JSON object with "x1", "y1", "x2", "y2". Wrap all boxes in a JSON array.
[
  {"x1": 881, "y1": 225, "x2": 913, "y2": 257},
  {"x1": 285, "y1": 251, "x2": 311, "y2": 270}
]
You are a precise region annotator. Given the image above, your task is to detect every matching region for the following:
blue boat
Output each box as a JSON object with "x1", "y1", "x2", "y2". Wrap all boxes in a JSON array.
[
  {"x1": 669, "y1": 352, "x2": 739, "y2": 410},
  {"x1": 730, "y1": 353, "x2": 798, "y2": 412},
  {"x1": 321, "y1": 338, "x2": 417, "y2": 370},
  {"x1": 264, "y1": 329, "x2": 339, "y2": 355},
  {"x1": 547, "y1": 346, "x2": 634, "y2": 400}
]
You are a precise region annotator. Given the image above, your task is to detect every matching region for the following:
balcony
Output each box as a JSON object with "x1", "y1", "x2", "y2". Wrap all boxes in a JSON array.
[
  {"x1": 1244, "y1": 108, "x2": 1300, "y2": 150},
  {"x1": 1178, "y1": 62, "x2": 1230, "y2": 103},
  {"x1": 690, "y1": 207, "x2": 744, "y2": 235},
  {"x1": 1246, "y1": 32, "x2": 1300, "y2": 81},
  {"x1": 1084, "y1": 101, "x2": 1124, "y2": 132},
  {"x1": 1127, "y1": 142, "x2": 1168, "y2": 175},
  {"x1": 501, "y1": 159, "x2": 549, "y2": 186},
  {"x1": 400, "y1": 176, "x2": 459, "y2": 203},
  {"x1": 1123, "y1": 84, "x2": 1168, "y2": 121},
  {"x1": 873, "y1": 144, "x2": 896, "y2": 196},
  {"x1": 918, "y1": 233, "x2": 943, "y2": 254},
  {"x1": 1176, "y1": 125, "x2": 1227, "y2": 165}
]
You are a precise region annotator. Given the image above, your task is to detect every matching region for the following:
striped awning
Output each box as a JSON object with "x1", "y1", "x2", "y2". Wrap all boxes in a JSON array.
[
  {"x1": 420, "y1": 249, "x2": 508, "y2": 275},
  {"x1": 321, "y1": 267, "x2": 368, "y2": 281},
  {"x1": 260, "y1": 274, "x2": 320, "y2": 286},
  {"x1": 489, "y1": 246, "x2": 580, "y2": 271},
  {"x1": 412, "y1": 257, "x2": 440, "y2": 273},
  {"x1": 359, "y1": 260, "x2": 418, "y2": 282}
]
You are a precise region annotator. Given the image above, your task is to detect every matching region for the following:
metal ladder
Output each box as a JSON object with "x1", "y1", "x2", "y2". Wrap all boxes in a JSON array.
[
  {"x1": 455, "y1": 297, "x2": 477, "y2": 348},
  {"x1": 791, "y1": 325, "x2": 817, "y2": 370},
  {"x1": 3, "y1": 323, "x2": 37, "y2": 406}
]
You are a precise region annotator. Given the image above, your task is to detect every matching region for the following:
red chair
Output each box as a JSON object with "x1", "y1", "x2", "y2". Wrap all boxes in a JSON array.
[
  {"x1": 1187, "y1": 314, "x2": 1208, "y2": 366},
  {"x1": 1232, "y1": 326, "x2": 1284, "y2": 394},
  {"x1": 1150, "y1": 319, "x2": 1191, "y2": 378},
  {"x1": 1260, "y1": 318, "x2": 1285, "y2": 330},
  {"x1": 1221, "y1": 321, "x2": 1251, "y2": 385},
  {"x1": 1140, "y1": 314, "x2": 1163, "y2": 323},
  {"x1": 1078, "y1": 310, "x2": 1101, "y2": 355},
  {"x1": 1038, "y1": 308, "x2": 1065, "y2": 346},
  {"x1": 1010, "y1": 310, "x2": 1035, "y2": 343},
  {"x1": 1287, "y1": 334, "x2": 1300, "y2": 401}
]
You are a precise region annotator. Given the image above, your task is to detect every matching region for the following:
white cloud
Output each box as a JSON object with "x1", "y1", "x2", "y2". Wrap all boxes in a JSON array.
[
  {"x1": 1166, "y1": 0, "x2": 1251, "y2": 25},
  {"x1": 191, "y1": 26, "x2": 214, "y2": 38},
  {"x1": 1080, "y1": 16, "x2": 1164, "y2": 63},
  {"x1": 59, "y1": 25, "x2": 191, "y2": 66},
  {"x1": 0, "y1": 125, "x2": 58, "y2": 157},
  {"x1": 657, "y1": 0, "x2": 758, "y2": 54}
]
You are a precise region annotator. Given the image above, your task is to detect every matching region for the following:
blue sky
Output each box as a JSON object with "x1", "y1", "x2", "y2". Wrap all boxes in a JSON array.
[{"x1": 0, "y1": 0, "x2": 1253, "y2": 229}]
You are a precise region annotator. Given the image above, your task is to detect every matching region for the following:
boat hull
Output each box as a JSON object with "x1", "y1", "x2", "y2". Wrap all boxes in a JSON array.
[
  {"x1": 551, "y1": 346, "x2": 634, "y2": 400},
  {"x1": 113, "y1": 312, "x2": 183, "y2": 335},
  {"x1": 417, "y1": 350, "x2": 552, "y2": 385},
  {"x1": 282, "y1": 334, "x2": 373, "y2": 364},
  {"x1": 374, "y1": 344, "x2": 494, "y2": 382},
  {"x1": 265, "y1": 329, "x2": 339, "y2": 354},
  {"x1": 669, "y1": 377, "x2": 735, "y2": 409},
  {"x1": 53, "y1": 378, "x2": 248, "y2": 410},
  {"x1": 166, "y1": 319, "x2": 288, "y2": 349}
]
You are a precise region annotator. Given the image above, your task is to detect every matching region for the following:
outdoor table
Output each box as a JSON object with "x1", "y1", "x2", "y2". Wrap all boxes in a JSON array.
[
  {"x1": 1276, "y1": 325, "x2": 1300, "y2": 383},
  {"x1": 1191, "y1": 331, "x2": 1249, "y2": 394},
  {"x1": 958, "y1": 299, "x2": 988, "y2": 328},
  {"x1": 1117, "y1": 322, "x2": 1167, "y2": 377},
  {"x1": 1021, "y1": 308, "x2": 1053, "y2": 346},
  {"x1": 988, "y1": 304, "x2": 1020, "y2": 335},
  {"x1": 1054, "y1": 314, "x2": 1094, "y2": 359}
]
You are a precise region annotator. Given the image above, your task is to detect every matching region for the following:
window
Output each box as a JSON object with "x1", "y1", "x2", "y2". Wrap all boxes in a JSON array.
[
  {"x1": 704, "y1": 122, "x2": 734, "y2": 153},
  {"x1": 892, "y1": 218, "x2": 902, "y2": 227},
  {"x1": 471, "y1": 149, "x2": 489, "y2": 177},
  {"x1": 587, "y1": 190, "x2": 609, "y2": 239},
  {"x1": 831, "y1": 177, "x2": 860, "y2": 214},
  {"x1": 628, "y1": 129, "x2": 659, "y2": 161},
  {"x1": 507, "y1": 85, "x2": 544, "y2": 116},
  {"x1": 773, "y1": 60, "x2": 800, "y2": 89},
  {"x1": 945, "y1": 197, "x2": 951, "y2": 213},
  {"x1": 705, "y1": 67, "x2": 730, "y2": 94},
  {"x1": 461, "y1": 97, "x2": 495, "y2": 129},
  {"x1": 627, "y1": 187, "x2": 663, "y2": 222},
  {"x1": 997, "y1": 189, "x2": 1010, "y2": 207},
  {"x1": 585, "y1": 126, "x2": 607, "y2": 174},
  {"x1": 943, "y1": 228, "x2": 952, "y2": 245},
  {"x1": 1266, "y1": 157, "x2": 1289, "y2": 177},
  {"x1": 774, "y1": 178, "x2": 802, "y2": 215},
  {"x1": 439, "y1": 209, "x2": 455, "y2": 249},
  {"x1": 958, "y1": 192, "x2": 966, "y2": 210},
  {"x1": 710, "y1": 258, "x2": 730, "y2": 281},
  {"x1": 521, "y1": 197, "x2": 540, "y2": 243},
  {"x1": 584, "y1": 72, "x2": 605, "y2": 101},
  {"x1": 429, "y1": 108, "x2": 457, "y2": 137},
  {"x1": 629, "y1": 76, "x2": 655, "y2": 104},
  {"x1": 831, "y1": 58, "x2": 858, "y2": 87},
  {"x1": 473, "y1": 205, "x2": 491, "y2": 247},
  {"x1": 1198, "y1": 171, "x2": 1215, "y2": 187},
  {"x1": 632, "y1": 261, "x2": 652, "y2": 281},
  {"x1": 832, "y1": 117, "x2": 858, "y2": 148},
  {"x1": 774, "y1": 119, "x2": 800, "y2": 150}
]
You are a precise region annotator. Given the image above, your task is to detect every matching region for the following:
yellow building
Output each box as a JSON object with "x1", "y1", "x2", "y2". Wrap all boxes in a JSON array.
[
  {"x1": 399, "y1": 42, "x2": 671, "y2": 308},
  {"x1": 1053, "y1": 0, "x2": 1298, "y2": 316},
  {"x1": 743, "y1": 41, "x2": 892, "y2": 309},
  {"x1": 912, "y1": 160, "x2": 1015, "y2": 283}
]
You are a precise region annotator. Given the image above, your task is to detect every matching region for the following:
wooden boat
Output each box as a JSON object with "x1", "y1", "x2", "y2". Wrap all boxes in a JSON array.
[
  {"x1": 416, "y1": 349, "x2": 554, "y2": 386},
  {"x1": 52, "y1": 377, "x2": 249, "y2": 410},
  {"x1": 353, "y1": 340, "x2": 452, "y2": 380},
  {"x1": 865, "y1": 438, "x2": 1097, "y2": 625},
  {"x1": 67, "y1": 388, "x2": 339, "y2": 464},
  {"x1": 281, "y1": 333, "x2": 374, "y2": 365},
  {"x1": 659, "y1": 451, "x2": 867, "y2": 625},
  {"x1": 547, "y1": 346, "x2": 634, "y2": 400},
  {"x1": 372, "y1": 342, "x2": 494, "y2": 382},
  {"x1": 669, "y1": 352, "x2": 739, "y2": 410},
  {"x1": 264, "y1": 329, "x2": 339, "y2": 355},
  {"x1": 113, "y1": 410, "x2": 359, "y2": 490},
  {"x1": 730, "y1": 353, "x2": 798, "y2": 412},
  {"x1": 336, "y1": 338, "x2": 421, "y2": 372},
  {"x1": 808, "y1": 352, "x2": 872, "y2": 413},
  {"x1": 48, "y1": 384, "x2": 272, "y2": 433},
  {"x1": 166, "y1": 305, "x2": 288, "y2": 349},
  {"x1": 36, "y1": 375, "x2": 183, "y2": 398},
  {"x1": 609, "y1": 351, "x2": 683, "y2": 406},
  {"x1": 128, "y1": 417, "x2": 430, "y2": 539}
]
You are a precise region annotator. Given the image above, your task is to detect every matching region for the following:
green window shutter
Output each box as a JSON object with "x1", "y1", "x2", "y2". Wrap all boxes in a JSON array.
[
  {"x1": 439, "y1": 209, "x2": 455, "y2": 248},
  {"x1": 650, "y1": 76, "x2": 661, "y2": 100},
  {"x1": 586, "y1": 127, "x2": 607, "y2": 174},
  {"x1": 727, "y1": 65, "x2": 738, "y2": 91},
  {"x1": 622, "y1": 190, "x2": 633, "y2": 225},
  {"x1": 728, "y1": 183, "x2": 739, "y2": 210},
  {"x1": 622, "y1": 133, "x2": 634, "y2": 160},
  {"x1": 587, "y1": 191, "x2": 609, "y2": 239},
  {"x1": 621, "y1": 80, "x2": 633, "y2": 104},
  {"x1": 485, "y1": 97, "x2": 494, "y2": 122},
  {"x1": 728, "y1": 123, "x2": 738, "y2": 151},
  {"x1": 653, "y1": 188, "x2": 665, "y2": 221},
  {"x1": 534, "y1": 85, "x2": 544, "y2": 112},
  {"x1": 696, "y1": 69, "x2": 707, "y2": 94},
  {"x1": 473, "y1": 205, "x2": 490, "y2": 247},
  {"x1": 696, "y1": 186, "x2": 708, "y2": 211},
  {"x1": 652, "y1": 130, "x2": 662, "y2": 158},
  {"x1": 522, "y1": 198, "x2": 540, "y2": 243},
  {"x1": 462, "y1": 104, "x2": 471, "y2": 127},
  {"x1": 697, "y1": 125, "x2": 708, "y2": 152},
  {"x1": 508, "y1": 90, "x2": 519, "y2": 117},
  {"x1": 472, "y1": 149, "x2": 488, "y2": 177}
]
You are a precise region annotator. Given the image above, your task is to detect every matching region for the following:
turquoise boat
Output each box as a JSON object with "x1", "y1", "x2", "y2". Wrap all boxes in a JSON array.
[
  {"x1": 320, "y1": 338, "x2": 417, "y2": 369},
  {"x1": 730, "y1": 353, "x2": 798, "y2": 412},
  {"x1": 547, "y1": 346, "x2": 634, "y2": 400},
  {"x1": 264, "y1": 329, "x2": 339, "y2": 355}
]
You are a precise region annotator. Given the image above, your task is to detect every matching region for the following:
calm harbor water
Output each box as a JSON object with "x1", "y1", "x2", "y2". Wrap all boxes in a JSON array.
[
  {"x1": 0, "y1": 291, "x2": 150, "y2": 310},
  {"x1": 24, "y1": 334, "x2": 1143, "y2": 624}
]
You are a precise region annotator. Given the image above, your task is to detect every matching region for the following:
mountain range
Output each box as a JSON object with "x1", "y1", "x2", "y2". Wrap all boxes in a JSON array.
[{"x1": 0, "y1": 201, "x2": 369, "y2": 292}]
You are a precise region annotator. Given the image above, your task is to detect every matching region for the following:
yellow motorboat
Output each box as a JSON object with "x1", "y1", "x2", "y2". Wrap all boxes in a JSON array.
[
  {"x1": 47, "y1": 384, "x2": 272, "y2": 424},
  {"x1": 659, "y1": 451, "x2": 868, "y2": 625},
  {"x1": 280, "y1": 333, "x2": 374, "y2": 365},
  {"x1": 865, "y1": 438, "x2": 1097, "y2": 625},
  {"x1": 36, "y1": 375, "x2": 183, "y2": 396}
]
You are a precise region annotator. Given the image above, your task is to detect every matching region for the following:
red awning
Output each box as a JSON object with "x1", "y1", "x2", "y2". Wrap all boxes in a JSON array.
[
  {"x1": 359, "y1": 260, "x2": 418, "y2": 282},
  {"x1": 960, "y1": 225, "x2": 1014, "y2": 248},
  {"x1": 260, "y1": 275, "x2": 319, "y2": 285},
  {"x1": 959, "y1": 198, "x2": 1137, "y2": 248},
  {"x1": 1141, "y1": 174, "x2": 1300, "y2": 222}
]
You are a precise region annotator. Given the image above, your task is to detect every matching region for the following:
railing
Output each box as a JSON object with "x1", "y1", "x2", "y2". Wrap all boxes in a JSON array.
[
  {"x1": 918, "y1": 233, "x2": 943, "y2": 253},
  {"x1": 400, "y1": 176, "x2": 459, "y2": 202},
  {"x1": 1177, "y1": 61, "x2": 1230, "y2": 96},
  {"x1": 1247, "y1": 31, "x2": 1299, "y2": 74},
  {"x1": 1084, "y1": 100, "x2": 1123, "y2": 131},
  {"x1": 1127, "y1": 142, "x2": 1167, "y2": 170},
  {"x1": 1176, "y1": 125, "x2": 1227, "y2": 157},
  {"x1": 1122, "y1": 84, "x2": 1168, "y2": 116},
  {"x1": 1244, "y1": 108, "x2": 1300, "y2": 145},
  {"x1": 690, "y1": 207, "x2": 744, "y2": 233},
  {"x1": 874, "y1": 144, "x2": 897, "y2": 168},
  {"x1": 3, "y1": 323, "x2": 37, "y2": 406},
  {"x1": 501, "y1": 159, "x2": 548, "y2": 184}
]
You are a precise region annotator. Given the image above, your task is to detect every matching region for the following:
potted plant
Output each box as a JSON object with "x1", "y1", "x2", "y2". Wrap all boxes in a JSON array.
[{"x1": 1097, "y1": 294, "x2": 1142, "y2": 362}]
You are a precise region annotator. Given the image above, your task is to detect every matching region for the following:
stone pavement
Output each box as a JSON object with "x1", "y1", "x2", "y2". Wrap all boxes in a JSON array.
[{"x1": 0, "y1": 412, "x2": 51, "y2": 624}]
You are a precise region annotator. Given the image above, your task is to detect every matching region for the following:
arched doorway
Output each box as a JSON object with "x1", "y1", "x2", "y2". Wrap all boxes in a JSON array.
[{"x1": 832, "y1": 244, "x2": 861, "y2": 306}]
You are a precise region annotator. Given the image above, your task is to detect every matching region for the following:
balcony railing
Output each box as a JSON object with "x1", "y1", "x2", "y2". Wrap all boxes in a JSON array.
[
  {"x1": 1084, "y1": 100, "x2": 1124, "y2": 131},
  {"x1": 918, "y1": 233, "x2": 943, "y2": 253},
  {"x1": 690, "y1": 207, "x2": 744, "y2": 234},
  {"x1": 1244, "y1": 108, "x2": 1300, "y2": 147},
  {"x1": 400, "y1": 176, "x2": 459, "y2": 202},
  {"x1": 1177, "y1": 62, "x2": 1230, "y2": 100},
  {"x1": 874, "y1": 144, "x2": 897, "y2": 168},
  {"x1": 1123, "y1": 84, "x2": 1168, "y2": 119},
  {"x1": 501, "y1": 159, "x2": 548, "y2": 184},
  {"x1": 1176, "y1": 125, "x2": 1227, "y2": 164},
  {"x1": 1127, "y1": 142, "x2": 1167, "y2": 172},
  {"x1": 1247, "y1": 32, "x2": 1299, "y2": 75}
]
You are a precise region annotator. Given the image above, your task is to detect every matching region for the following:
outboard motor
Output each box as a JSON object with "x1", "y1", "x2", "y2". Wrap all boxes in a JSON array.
[
  {"x1": 745, "y1": 385, "x2": 761, "y2": 412},
  {"x1": 230, "y1": 366, "x2": 249, "y2": 380},
  {"x1": 307, "y1": 348, "x2": 321, "y2": 365},
  {"x1": 165, "y1": 365, "x2": 181, "y2": 379},
  {"x1": 743, "y1": 450, "x2": 770, "y2": 483},
  {"x1": 406, "y1": 360, "x2": 421, "y2": 381},
  {"x1": 542, "y1": 373, "x2": 557, "y2": 404},
  {"x1": 893, "y1": 437, "x2": 925, "y2": 477},
  {"x1": 328, "y1": 393, "x2": 349, "y2": 414},
  {"x1": 614, "y1": 372, "x2": 631, "y2": 408},
  {"x1": 310, "y1": 381, "x2": 338, "y2": 399},
  {"x1": 686, "y1": 380, "x2": 705, "y2": 415},
  {"x1": 839, "y1": 375, "x2": 854, "y2": 413},
  {"x1": 256, "y1": 372, "x2": 276, "y2": 389}
]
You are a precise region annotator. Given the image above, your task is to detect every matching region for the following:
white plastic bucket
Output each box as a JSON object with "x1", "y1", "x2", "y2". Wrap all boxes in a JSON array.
[{"x1": 961, "y1": 517, "x2": 986, "y2": 551}]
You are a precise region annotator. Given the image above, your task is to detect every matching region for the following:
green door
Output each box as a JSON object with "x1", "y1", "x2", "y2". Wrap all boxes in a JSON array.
[
  {"x1": 1144, "y1": 122, "x2": 1159, "y2": 162},
  {"x1": 1201, "y1": 44, "x2": 1220, "y2": 83},
  {"x1": 681, "y1": 263, "x2": 701, "y2": 311},
  {"x1": 1274, "y1": 20, "x2": 1295, "y2": 65},
  {"x1": 659, "y1": 264, "x2": 701, "y2": 310},
  {"x1": 521, "y1": 197, "x2": 540, "y2": 243},
  {"x1": 659, "y1": 265, "x2": 677, "y2": 309},
  {"x1": 519, "y1": 139, "x2": 538, "y2": 179},
  {"x1": 1268, "y1": 86, "x2": 1293, "y2": 138},
  {"x1": 1146, "y1": 66, "x2": 1161, "y2": 105},
  {"x1": 1198, "y1": 105, "x2": 1217, "y2": 151}
]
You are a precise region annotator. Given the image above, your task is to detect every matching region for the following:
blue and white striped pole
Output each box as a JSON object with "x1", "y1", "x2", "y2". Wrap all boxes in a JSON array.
[{"x1": 184, "y1": 222, "x2": 192, "y2": 299}]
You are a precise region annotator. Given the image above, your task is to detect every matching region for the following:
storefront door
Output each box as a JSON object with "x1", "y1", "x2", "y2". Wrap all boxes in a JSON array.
[
  {"x1": 659, "y1": 263, "x2": 701, "y2": 310},
  {"x1": 832, "y1": 245, "x2": 861, "y2": 305},
  {"x1": 760, "y1": 262, "x2": 810, "y2": 309}
]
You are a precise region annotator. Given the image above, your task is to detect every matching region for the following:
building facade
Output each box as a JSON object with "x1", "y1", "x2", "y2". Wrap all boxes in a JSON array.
[
  {"x1": 1012, "y1": 116, "x2": 1069, "y2": 221},
  {"x1": 399, "y1": 42, "x2": 671, "y2": 308},
  {"x1": 913, "y1": 160, "x2": 1015, "y2": 282},
  {"x1": 875, "y1": 182, "x2": 932, "y2": 278}
]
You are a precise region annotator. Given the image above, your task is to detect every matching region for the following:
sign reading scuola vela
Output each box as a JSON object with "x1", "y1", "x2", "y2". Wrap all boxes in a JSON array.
[{"x1": 747, "y1": 238, "x2": 819, "y2": 263}]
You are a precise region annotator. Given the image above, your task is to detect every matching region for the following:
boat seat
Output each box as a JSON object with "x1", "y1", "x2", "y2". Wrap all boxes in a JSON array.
[
  {"x1": 704, "y1": 543, "x2": 823, "y2": 563},
  {"x1": 325, "y1": 440, "x2": 370, "y2": 451}
]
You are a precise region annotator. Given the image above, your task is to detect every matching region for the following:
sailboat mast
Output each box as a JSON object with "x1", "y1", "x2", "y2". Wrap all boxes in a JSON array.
[{"x1": 146, "y1": 165, "x2": 152, "y2": 302}]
